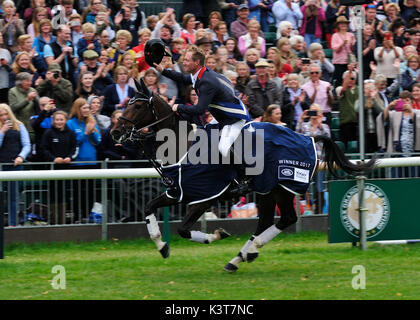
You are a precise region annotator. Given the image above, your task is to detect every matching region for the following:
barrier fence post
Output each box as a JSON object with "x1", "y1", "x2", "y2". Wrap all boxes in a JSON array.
[
  {"x1": 101, "y1": 161, "x2": 108, "y2": 241},
  {"x1": 357, "y1": 175, "x2": 367, "y2": 250},
  {"x1": 0, "y1": 191, "x2": 4, "y2": 259}
]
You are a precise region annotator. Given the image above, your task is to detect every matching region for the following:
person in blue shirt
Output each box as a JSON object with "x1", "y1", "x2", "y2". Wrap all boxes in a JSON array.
[{"x1": 66, "y1": 97, "x2": 101, "y2": 221}]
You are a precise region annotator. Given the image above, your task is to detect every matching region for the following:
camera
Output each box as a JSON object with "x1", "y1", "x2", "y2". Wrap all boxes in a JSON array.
[
  {"x1": 302, "y1": 58, "x2": 311, "y2": 65},
  {"x1": 53, "y1": 71, "x2": 60, "y2": 79},
  {"x1": 307, "y1": 110, "x2": 318, "y2": 117}
]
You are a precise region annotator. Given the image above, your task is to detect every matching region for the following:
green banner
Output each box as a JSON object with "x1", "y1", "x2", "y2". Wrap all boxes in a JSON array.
[{"x1": 329, "y1": 179, "x2": 420, "y2": 243}]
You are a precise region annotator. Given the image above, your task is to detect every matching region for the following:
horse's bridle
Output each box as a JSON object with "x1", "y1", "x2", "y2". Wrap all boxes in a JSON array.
[
  {"x1": 117, "y1": 92, "x2": 174, "y2": 143},
  {"x1": 116, "y1": 91, "x2": 176, "y2": 188}
]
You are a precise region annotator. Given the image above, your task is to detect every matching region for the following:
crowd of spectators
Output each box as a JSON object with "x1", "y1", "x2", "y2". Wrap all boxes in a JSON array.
[{"x1": 1, "y1": 0, "x2": 420, "y2": 223}]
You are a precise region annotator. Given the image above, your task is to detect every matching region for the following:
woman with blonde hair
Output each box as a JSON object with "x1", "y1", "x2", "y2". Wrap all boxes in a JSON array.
[
  {"x1": 282, "y1": 73, "x2": 311, "y2": 129},
  {"x1": 266, "y1": 46, "x2": 293, "y2": 78},
  {"x1": 235, "y1": 61, "x2": 251, "y2": 94},
  {"x1": 27, "y1": 7, "x2": 48, "y2": 39},
  {"x1": 243, "y1": 47, "x2": 260, "y2": 75},
  {"x1": 9, "y1": 51, "x2": 41, "y2": 87},
  {"x1": 23, "y1": 0, "x2": 52, "y2": 26},
  {"x1": 276, "y1": 37, "x2": 297, "y2": 68},
  {"x1": 238, "y1": 19, "x2": 266, "y2": 57},
  {"x1": 0, "y1": 103, "x2": 31, "y2": 226},
  {"x1": 119, "y1": 51, "x2": 139, "y2": 89},
  {"x1": 33, "y1": 18, "x2": 55, "y2": 57},
  {"x1": 109, "y1": 30, "x2": 136, "y2": 67},
  {"x1": 0, "y1": 0, "x2": 25, "y2": 54}
]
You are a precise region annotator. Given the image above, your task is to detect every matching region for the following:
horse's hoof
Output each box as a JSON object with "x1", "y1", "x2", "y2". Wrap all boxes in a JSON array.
[
  {"x1": 224, "y1": 263, "x2": 238, "y2": 273},
  {"x1": 159, "y1": 243, "x2": 170, "y2": 259},
  {"x1": 215, "y1": 228, "x2": 231, "y2": 240},
  {"x1": 246, "y1": 252, "x2": 259, "y2": 263}
]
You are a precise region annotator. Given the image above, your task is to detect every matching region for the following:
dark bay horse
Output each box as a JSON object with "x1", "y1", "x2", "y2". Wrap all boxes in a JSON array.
[{"x1": 111, "y1": 79, "x2": 376, "y2": 268}]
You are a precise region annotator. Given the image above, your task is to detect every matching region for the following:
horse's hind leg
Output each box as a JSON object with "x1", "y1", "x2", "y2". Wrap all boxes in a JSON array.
[
  {"x1": 178, "y1": 200, "x2": 231, "y2": 244},
  {"x1": 145, "y1": 193, "x2": 178, "y2": 258}
]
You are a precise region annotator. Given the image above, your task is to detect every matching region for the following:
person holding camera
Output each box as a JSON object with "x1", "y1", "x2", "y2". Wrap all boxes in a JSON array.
[
  {"x1": 36, "y1": 63, "x2": 74, "y2": 114},
  {"x1": 43, "y1": 24, "x2": 78, "y2": 88}
]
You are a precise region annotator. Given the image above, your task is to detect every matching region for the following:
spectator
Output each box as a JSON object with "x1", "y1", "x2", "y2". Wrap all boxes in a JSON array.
[
  {"x1": 132, "y1": 27, "x2": 151, "y2": 76},
  {"x1": 412, "y1": 82, "x2": 420, "y2": 109},
  {"x1": 143, "y1": 67, "x2": 161, "y2": 94},
  {"x1": 383, "y1": 3, "x2": 402, "y2": 31},
  {"x1": 151, "y1": 8, "x2": 181, "y2": 41},
  {"x1": 245, "y1": 59, "x2": 282, "y2": 118},
  {"x1": 23, "y1": 0, "x2": 52, "y2": 27},
  {"x1": 357, "y1": 23, "x2": 377, "y2": 80},
  {"x1": 400, "y1": 45, "x2": 417, "y2": 74},
  {"x1": 205, "y1": 11, "x2": 223, "y2": 39},
  {"x1": 290, "y1": 35, "x2": 306, "y2": 58},
  {"x1": 272, "y1": 0, "x2": 303, "y2": 33},
  {"x1": 75, "y1": 70, "x2": 101, "y2": 100},
  {"x1": 225, "y1": 37, "x2": 243, "y2": 65},
  {"x1": 0, "y1": 33, "x2": 12, "y2": 103},
  {"x1": 248, "y1": 0, "x2": 274, "y2": 33},
  {"x1": 276, "y1": 37, "x2": 297, "y2": 68},
  {"x1": 215, "y1": 46, "x2": 235, "y2": 74},
  {"x1": 308, "y1": 42, "x2": 334, "y2": 82},
  {"x1": 109, "y1": 29, "x2": 136, "y2": 66},
  {"x1": 27, "y1": 7, "x2": 48, "y2": 40},
  {"x1": 301, "y1": 63, "x2": 334, "y2": 126},
  {"x1": 68, "y1": 13, "x2": 83, "y2": 48},
  {"x1": 331, "y1": 16, "x2": 355, "y2": 87},
  {"x1": 9, "y1": 52, "x2": 41, "y2": 88},
  {"x1": 235, "y1": 61, "x2": 251, "y2": 94},
  {"x1": 40, "y1": 110, "x2": 76, "y2": 224},
  {"x1": 157, "y1": 54, "x2": 181, "y2": 103},
  {"x1": 276, "y1": 21, "x2": 293, "y2": 40},
  {"x1": 94, "y1": 10, "x2": 115, "y2": 42},
  {"x1": 299, "y1": 0, "x2": 325, "y2": 49},
  {"x1": 389, "y1": 18, "x2": 407, "y2": 48},
  {"x1": 32, "y1": 19, "x2": 56, "y2": 58},
  {"x1": 170, "y1": 37, "x2": 185, "y2": 62},
  {"x1": 266, "y1": 46, "x2": 293, "y2": 78},
  {"x1": 402, "y1": 54, "x2": 420, "y2": 90},
  {"x1": 88, "y1": 95, "x2": 110, "y2": 133},
  {"x1": 401, "y1": 0, "x2": 416, "y2": 24},
  {"x1": 8, "y1": 72, "x2": 38, "y2": 140},
  {"x1": 361, "y1": 81, "x2": 383, "y2": 153},
  {"x1": 0, "y1": 1, "x2": 25, "y2": 55},
  {"x1": 372, "y1": 72, "x2": 400, "y2": 109},
  {"x1": 335, "y1": 70, "x2": 358, "y2": 148},
  {"x1": 36, "y1": 63, "x2": 74, "y2": 113},
  {"x1": 66, "y1": 97, "x2": 101, "y2": 221},
  {"x1": 293, "y1": 57, "x2": 311, "y2": 84},
  {"x1": 282, "y1": 72, "x2": 311, "y2": 130},
  {"x1": 238, "y1": 19, "x2": 266, "y2": 57},
  {"x1": 98, "y1": 29, "x2": 112, "y2": 51},
  {"x1": 262, "y1": 104, "x2": 286, "y2": 126},
  {"x1": 29, "y1": 96, "x2": 56, "y2": 161},
  {"x1": 374, "y1": 32, "x2": 403, "y2": 86},
  {"x1": 267, "y1": 59, "x2": 283, "y2": 89},
  {"x1": 243, "y1": 47, "x2": 260, "y2": 75},
  {"x1": 205, "y1": 54, "x2": 218, "y2": 71},
  {"x1": 119, "y1": 51, "x2": 139, "y2": 89},
  {"x1": 76, "y1": 22, "x2": 101, "y2": 59},
  {"x1": 194, "y1": 37, "x2": 213, "y2": 57},
  {"x1": 146, "y1": 15, "x2": 159, "y2": 31},
  {"x1": 75, "y1": 49, "x2": 114, "y2": 96},
  {"x1": 14, "y1": 35, "x2": 47, "y2": 79},
  {"x1": 296, "y1": 103, "x2": 330, "y2": 214},
  {"x1": 230, "y1": 4, "x2": 254, "y2": 39},
  {"x1": 180, "y1": 13, "x2": 197, "y2": 45},
  {"x1": 102, "y1": 65, "x2": 136, "y2": 117},
  {"x1": 212, "y1": 21, "x2": 229, "y2": 51},
  {"x1": 0, "y1": 103, "x2": 31, "y2": 226},
  {"x1": 404, "y1": 28, "x2": 420, "y2": 55},
  {"x1": 114, "y1": 0, "x2": 146, "y2": 47},
  {"x1": 82, "y1": 0, "x2": 108, "y2": 24},
  {"x1": 365, "y1": 4, "x2": 386, "y2": 43},
  {"x1": 325, "y1": 0, "x2": 349, "y2": 48},
  {"x1": 43, "y1": 24, "x2": 78, "y2": 88}
]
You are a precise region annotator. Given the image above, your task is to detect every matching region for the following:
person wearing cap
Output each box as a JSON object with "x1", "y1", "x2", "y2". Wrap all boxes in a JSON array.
[
  {"x1": 194, "y1": 37, "x2": 213, "y2": 57},
  {"x1": 331, "y1": 15, "x2": 355, "y2": 87},
  {"x1": 272, "y1": 0, "x2": 303, "y2": 32},
  {"x1": 244, "y1": 59, "x2": 282, "y2": 119},
  {"x1": 230, "y1": 3, "x2": 263, "y2": 39},
  {"x1": 36, "y1": 63, "x2": 74, "y2": 113}
]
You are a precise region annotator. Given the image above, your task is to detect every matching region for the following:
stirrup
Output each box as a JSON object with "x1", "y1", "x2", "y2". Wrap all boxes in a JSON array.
[{"x1": 230, "y1": 179, "x2": 252, "y2": 196}]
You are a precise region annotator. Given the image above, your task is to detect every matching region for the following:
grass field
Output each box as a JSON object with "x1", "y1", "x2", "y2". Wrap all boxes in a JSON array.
[{"x1": 1, "y1": 231, "x2": 420, "y2": 300}]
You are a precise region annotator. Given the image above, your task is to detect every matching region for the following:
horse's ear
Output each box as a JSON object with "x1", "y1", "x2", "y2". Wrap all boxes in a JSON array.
[
  {"x1": 134, "y1": 79, "x2": 142, "y2": 93},
  {"x1": 140, "y1": 77, "x2": 151, "y2": 97}
]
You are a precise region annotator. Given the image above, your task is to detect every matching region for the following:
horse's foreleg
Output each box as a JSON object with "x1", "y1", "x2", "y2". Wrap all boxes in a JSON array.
[
  {"x1": 145, "y1": 193, "x2": 178, "y2": 258},
  {"x1": 178, "y1": 200, "x2": 231, "y2": 244}
]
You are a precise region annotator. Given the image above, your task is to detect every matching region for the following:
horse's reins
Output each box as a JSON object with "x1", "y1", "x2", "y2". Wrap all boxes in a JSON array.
[{"x1": 117, "y1": 94, "x2": 176, "y2": 188}]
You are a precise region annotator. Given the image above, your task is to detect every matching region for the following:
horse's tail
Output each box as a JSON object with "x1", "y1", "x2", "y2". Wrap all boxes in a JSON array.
[{"x1": 314, "y1": 135, "x2": 376, "y2": 178}]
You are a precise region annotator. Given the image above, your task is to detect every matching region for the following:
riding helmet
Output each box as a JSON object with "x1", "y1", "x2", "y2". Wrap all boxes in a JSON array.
[{"x1": 144, "y1": 39, "x2": 171, "y2": 67}]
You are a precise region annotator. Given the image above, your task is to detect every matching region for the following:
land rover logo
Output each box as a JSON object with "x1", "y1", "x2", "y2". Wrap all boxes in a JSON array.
[
  {"x1": 281, "y1": 168, "x2": 293, "y2": 176},
  {"x1": 340, "y1": 184, "x2": 390, "y2": 239}
]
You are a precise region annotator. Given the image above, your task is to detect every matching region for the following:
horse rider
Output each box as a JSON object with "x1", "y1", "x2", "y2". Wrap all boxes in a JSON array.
[{"x1": 149, "y1": 41, "x2": 253, "y2": 193}]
